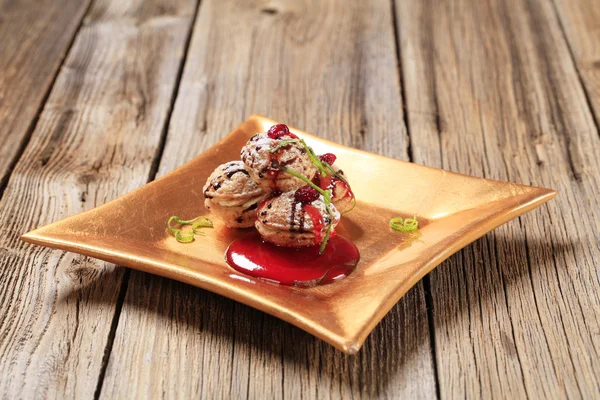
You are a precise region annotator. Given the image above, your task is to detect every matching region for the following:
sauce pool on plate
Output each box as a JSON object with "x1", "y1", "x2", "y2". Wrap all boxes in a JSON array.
[{"x1": 225, "y1": 232, "x2": 360, "y2": 286}]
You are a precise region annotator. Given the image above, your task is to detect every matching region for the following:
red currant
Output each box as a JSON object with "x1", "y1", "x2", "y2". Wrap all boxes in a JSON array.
[
  {"x1": 267, "y1": 124, "x2": 298, "y2": 139},
  {"x1": 294, "y1": 186, "x2": 320, "y2": 204},
  {"x1": 319, "y1": 153, "x2": 337, "y2": 165}
]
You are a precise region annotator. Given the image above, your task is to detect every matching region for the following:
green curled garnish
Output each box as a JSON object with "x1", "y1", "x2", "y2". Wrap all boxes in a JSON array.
[
  {"x1": 191, "y1": 217, "x2": 213, "y2": 233},
  {"x1": 175, "y1": 230, "x2": 195, "y2": 243},
  {"x1": 390, "y1": 216, "x2": 419, "y2": 232},
  {"x1": 342, "y1": 196, "x2": 356, "y2": 215},
  {"x1": 168, "y1": 215, "x2": 213, "y2": 243}
]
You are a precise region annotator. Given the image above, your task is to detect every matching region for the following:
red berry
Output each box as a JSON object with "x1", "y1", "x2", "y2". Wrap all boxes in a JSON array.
[
  {"x1": 268, "y1": 124, "x2": 288, "y2": 137},
  {"x1": 319, "y1": 153, "x2": 337, "y2": 165},
  {"x1": 267, "y1": 124, "x2": 298, "y2": 139},
  {"x1": 294, "y1": 186, "x2": 320, "y2": 204}
]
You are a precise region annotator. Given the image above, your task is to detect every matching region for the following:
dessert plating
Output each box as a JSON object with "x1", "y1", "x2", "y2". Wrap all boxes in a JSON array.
[{"x1": 203, "y1": 123, "x2": 355, "y2": 252}]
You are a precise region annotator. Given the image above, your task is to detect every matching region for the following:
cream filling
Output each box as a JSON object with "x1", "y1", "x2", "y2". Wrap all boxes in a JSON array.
[{"x1": 211, "y1": 194, "x2": 264, "y2": 208}]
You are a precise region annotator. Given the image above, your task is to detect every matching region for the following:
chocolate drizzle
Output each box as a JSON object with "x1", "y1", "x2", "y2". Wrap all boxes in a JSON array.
[
  {"x1": 204, "y1": 161, "x2": 255, "y2": 201},
  {"x1": 290, "y1": 201, "x2": 297, "y2": 231},
  {"x1": 226, "y1": 168, "x2": 250, "y2": 179},
  {"x1": 298, "y1": 208, "x2": 306, "y2": 233},
  {"x1": 280, "y1": 156, "x2": 298, "y2": 166}
]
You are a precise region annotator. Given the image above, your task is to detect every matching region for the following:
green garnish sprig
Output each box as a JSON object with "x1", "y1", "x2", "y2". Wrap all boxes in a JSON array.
[
  {"x1": 320, "y1": 160, "x2": 356, "y2": 214},
  {"x1": 276, "y1": 164, "x2": 334, "y2": 254},
  {"x1": 321, "y1": 161, "x2": 349, "y2": 185},
  {"x1": 299, "y1": 139, "x2": 328, "y2": 177},
  {"x1": 277, "y1": 165, "x2": 328, "y2": 198},
  {"x1": 343, "y1": 196, "x2": 357, "y2": 214},
  {"x1": 168, "y1": 216, "x2": 213, "y2": 243},
  {"x1": 268, "y1": 137, "x2": 328, "y2": 177},
  {"x1": 269, "y1": 139, "x2": 301, "y2": 153},
  {"x1": 390, "y1": 216, "x2": 419, "y2": 232},
  {"x1": 270, "y1": 136, "x2": 356, "y2": 253}
]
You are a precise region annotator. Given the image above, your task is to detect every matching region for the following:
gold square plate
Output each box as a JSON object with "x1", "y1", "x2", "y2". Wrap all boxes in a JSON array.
[{"x1": 22, "y1": 115, "x2": 556, "y2": 354}]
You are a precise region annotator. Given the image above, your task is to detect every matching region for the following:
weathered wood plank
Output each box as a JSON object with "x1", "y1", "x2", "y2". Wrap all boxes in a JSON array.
[
  {"x1": 552, "y1": 0, "x2": 600, "y2": 127},
  {"x1": 100, "y1": 0, "x2": 437, "y2": 398},
  {"x1": 396, "y1": 0, "x2": 600, "y2": 397},
  {"x1": 0, "y1": 0, "x2": 91, "y2": 190},
  {"x1": 0, "y1": 0, "x2": 197, "y2": 397}
]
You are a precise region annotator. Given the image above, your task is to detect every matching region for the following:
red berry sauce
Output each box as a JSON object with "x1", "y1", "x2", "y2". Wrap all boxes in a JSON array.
[
  {"x1": 318, "y1": 175, "x2": 333, "y2": 191},
  {"x1": 315, "y1": 175, "x2": 353, "y2": 200},
  {"x1": 302, "y1": 204, "x2": 324, "y2": 244},
  {"x1": 225, "y1": 232, "x2": 359, "y2": 286}
]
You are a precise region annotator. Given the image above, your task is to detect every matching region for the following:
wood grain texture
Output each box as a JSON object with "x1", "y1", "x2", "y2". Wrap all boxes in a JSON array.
[
  {"x1": 396, "y1": 0, "x2": 600, "y2": 398},
  {"x1": 0, "y1": 0, "x2": 91, "y2": 189},
  {"x1": 100, "y1": 0, "x2": 437, "y2": 398},
  {"x1": 0, "y1": 0, "x2": 196, "y2": 397},
  {"x1": 552, "y1": 0, "x2": 600, "y2": 128}
]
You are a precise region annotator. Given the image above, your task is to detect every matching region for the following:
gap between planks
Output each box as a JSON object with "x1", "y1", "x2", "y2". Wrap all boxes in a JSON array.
[
  {"x1": 390, "y1": 0, "x2": 442, "y2": 398},
  {"x1": 90, "y1": 0, "x2": 204, "y2": 398}
]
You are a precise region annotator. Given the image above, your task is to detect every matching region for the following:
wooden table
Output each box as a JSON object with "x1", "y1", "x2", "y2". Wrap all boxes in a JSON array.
[{"x1": 1, "y1": 0, "x2": 598, "y2": 398}]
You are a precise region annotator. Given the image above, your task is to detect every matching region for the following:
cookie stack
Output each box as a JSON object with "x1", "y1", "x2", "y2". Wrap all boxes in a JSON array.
[{"x1": 203, "y1": 124, "x2": 354, "y2": 249}]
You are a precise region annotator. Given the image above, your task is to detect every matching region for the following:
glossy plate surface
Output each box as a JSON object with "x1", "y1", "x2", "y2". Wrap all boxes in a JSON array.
[{"x1": 22, "y1": 115, "x2": 556, "y2": 354}]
